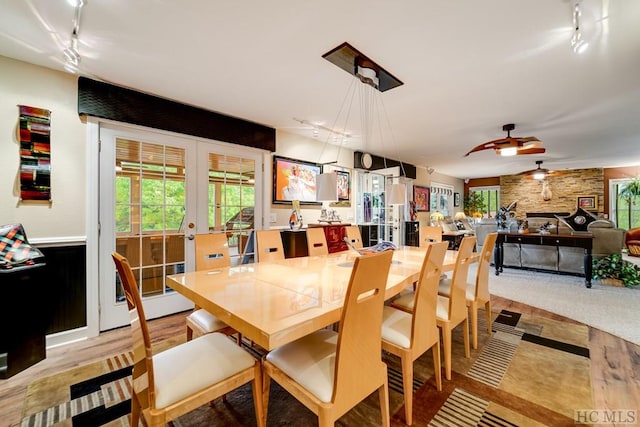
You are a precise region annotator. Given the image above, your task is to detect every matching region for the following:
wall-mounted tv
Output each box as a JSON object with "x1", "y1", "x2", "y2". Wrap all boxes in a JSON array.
[{"x1": 272, "y1": 156, "x2": 322, "y2": 204}]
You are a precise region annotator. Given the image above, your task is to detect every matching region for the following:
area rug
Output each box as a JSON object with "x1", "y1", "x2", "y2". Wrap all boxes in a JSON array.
[
  {"x1": 21, "y1": 309, "x2": 593, "y2": 426},
  {"x1": 487, "y1": 266, "x2": 640, "y2": 345}
]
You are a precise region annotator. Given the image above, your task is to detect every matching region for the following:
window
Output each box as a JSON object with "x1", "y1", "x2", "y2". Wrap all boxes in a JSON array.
[
  {"x1": 469, "y1": 186, "x2": 500, "y2": 218},
  {"x1": 430, "y1": 183, "x2": 454, "y2": 217},
  {"x1": 610, "y1": 179, "x2": 640, "y2": 229}
]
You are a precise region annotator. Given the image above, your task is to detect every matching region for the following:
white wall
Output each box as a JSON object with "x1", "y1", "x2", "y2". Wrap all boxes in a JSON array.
[
  {"x1": 0, "y1": 56, "x2": 86, "y2": 239},
  {"x1": 271, "y1": 130, "x2": 357, "y2": 226}
]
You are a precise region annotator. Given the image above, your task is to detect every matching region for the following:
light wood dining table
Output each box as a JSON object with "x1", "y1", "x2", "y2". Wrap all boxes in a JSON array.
[{"x1": 167, "y1": 246, "x2": 469, "y2": 351}]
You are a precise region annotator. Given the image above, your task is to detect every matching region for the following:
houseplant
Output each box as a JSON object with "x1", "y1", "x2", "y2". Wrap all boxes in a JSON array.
[
  {"x1": 463, "y1": 192, "x2": 486, "y2": 218},
  {"x1": 592, "y1": 254, "x2": 640, "y2": 287}
]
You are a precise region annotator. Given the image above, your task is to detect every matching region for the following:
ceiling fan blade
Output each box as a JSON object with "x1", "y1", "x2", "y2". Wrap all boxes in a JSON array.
[
  {"x1": 516, "y1": 136, "x2": 540, "y2": 144},
  {"x1": 516, "y1": 147, "x2": 546, "y2": 155},
  {"x1": 464, "y1": 140, "x2": 500, "y2": 156},
  {"x1": 484, "y1": 137, "x2": 518, "y2": 147},
  {"x1": 519, "y1": 167, "x2": 549, "y2": 176}
]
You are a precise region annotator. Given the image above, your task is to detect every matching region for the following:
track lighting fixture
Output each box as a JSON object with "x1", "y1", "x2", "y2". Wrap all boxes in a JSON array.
[
  {"x1": 571, "y1": 0, "x2": 589, "y2": 54},
  {"x1": 63, "y1": 0, "x2": 86, "y2": 74}
]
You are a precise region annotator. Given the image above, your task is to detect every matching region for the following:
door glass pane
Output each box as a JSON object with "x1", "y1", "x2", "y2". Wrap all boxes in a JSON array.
[
  {"x1": 208, "y1": 153, "x2": 255, "y2": 265},
  {"x1": 115, "y1": 138, "x2": 186, "y2": 301}
]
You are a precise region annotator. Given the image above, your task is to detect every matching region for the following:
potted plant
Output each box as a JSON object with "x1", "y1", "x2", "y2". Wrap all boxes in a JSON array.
[
  {"x1": 592, "y1": 254, "x2": 640, "y2": 287},
  {"x1": 463, "y1": 192, "x2": 486, "y2": 218}
]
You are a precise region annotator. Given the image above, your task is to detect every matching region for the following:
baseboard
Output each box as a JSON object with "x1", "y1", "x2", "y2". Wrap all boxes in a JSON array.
[{"x1": 46, "y1": 326, "x2": 89, "y2": 350}]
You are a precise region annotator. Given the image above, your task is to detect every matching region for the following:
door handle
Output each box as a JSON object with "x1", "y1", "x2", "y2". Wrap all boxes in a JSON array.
[{"x1": 187, "y1": 234, "x2": 195, "y2": 240}]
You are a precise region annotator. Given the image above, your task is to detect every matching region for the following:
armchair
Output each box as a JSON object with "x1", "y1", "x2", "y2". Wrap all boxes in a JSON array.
[{"x1": 625, "y1": 227, "x2": 640, "y2": 257}]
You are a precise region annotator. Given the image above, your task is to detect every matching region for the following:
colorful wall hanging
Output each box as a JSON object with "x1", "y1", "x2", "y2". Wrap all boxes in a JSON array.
[{"x1": 18, "y1": 105, "x2": 51, "y2": 201}]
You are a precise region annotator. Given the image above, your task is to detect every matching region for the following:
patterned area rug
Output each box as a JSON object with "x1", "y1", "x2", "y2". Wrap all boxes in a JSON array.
[{"x1": 21, "y1": 309, "x2": 593, "y2": 426}]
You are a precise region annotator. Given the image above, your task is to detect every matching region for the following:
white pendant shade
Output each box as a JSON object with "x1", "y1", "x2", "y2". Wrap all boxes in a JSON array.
[
  {"x1": 387, "y1": 183, "x2": 406, "y2": 205},
  {"x1": 316, "y1": 172, "x2": 338, "y2": 202}
]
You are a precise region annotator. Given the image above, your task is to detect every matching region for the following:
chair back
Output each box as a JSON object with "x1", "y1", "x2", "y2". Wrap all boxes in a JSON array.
[
  {"x1": 475, "y1": 232, "x2": 497, "y2": 302},
  {"x1": 411, "y1": 242, "x2": 448, "y2": 352},
  {"x1": 344, "y1": 225, "x2": 363, "y2": 249},
  {"x1": 333, "y1": 250, "x2": 393, "y2": 409},
  {"x1": 111, "y1": 252, "x2": 157, "y2": 412},
  {"x1": 256, "y1": 230, "x2": 285, "y2": 262},
  {"x1": 446, "y1": 236, "x2": 476, "y2": 321},
  {"x1": 306, "y1": 227, "x2": 329, "y2": 256},
  {"x1": 419, "y1": 225, "x2": 442, "y2": 247},
  {"x1": 194, "y1": 233, "x2": 231, "y2": 270}
]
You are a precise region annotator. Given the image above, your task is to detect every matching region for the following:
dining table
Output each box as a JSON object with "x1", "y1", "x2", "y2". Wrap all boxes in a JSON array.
[{"x1": 166, "y1": 246, "x2": 470, "y2": 351}]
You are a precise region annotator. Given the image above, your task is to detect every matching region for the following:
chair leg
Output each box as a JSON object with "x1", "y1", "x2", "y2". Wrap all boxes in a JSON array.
[
  {"x1": 252, "y1": 363, "x2": 265, "y2": 427},
  {"x1": 262, "y1": 367, "x2": 271, "y2": 424},
  {"x1": 378, "y1": 381, "x2": 391, "y2": 427},
  {"x1": 462, "y1": 318, "x2": 470, "y2": 358},
  {"x1": 130, "y1": 394, "x2": 141, "y2": 427},
  {"x1": 186, "y1": 326, "x2": 193, "y2": 341},
  {"x1": 432, "y1": 341, "x2": 442, "y2": 392},
  {"x1": 441, "y1": 325, "x2": 452, "y2": 381},
  {"x1": 485, "y1": 300, "x2": 492, "y2": 334},
  {"x1": 401, "y1": 354, "x2": 414, "y2": 425},
  {"x1": 469, "y1": 302, "x2": 479, "y2": 350},
  {"x1": 236, "y1": 333, "x2": 242, "y2": 346}
]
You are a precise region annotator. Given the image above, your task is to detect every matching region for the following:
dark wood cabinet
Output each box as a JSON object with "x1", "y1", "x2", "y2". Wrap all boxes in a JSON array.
[
  {"x1": 280, "y1": 230, "x2": 309, "y2": 258},
  {"x1": 495, "y1": 232, "x2": 593, "y2": 287},
  {"x1": 359, "y1": 224, "x2": 379, "y2": 247},
  {"x1": 404, "y1": 221, "x2": 419, "y2": 246}
]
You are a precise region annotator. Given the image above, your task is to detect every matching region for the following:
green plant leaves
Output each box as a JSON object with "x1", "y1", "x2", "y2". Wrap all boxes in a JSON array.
[{"x1": 592, "y1": 253, "x2": 640, "y2": 287}]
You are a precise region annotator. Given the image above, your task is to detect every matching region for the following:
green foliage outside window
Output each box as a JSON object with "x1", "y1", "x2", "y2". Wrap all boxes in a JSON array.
[
  {"x1": 115, "y1": 176, "x2": 131, "y2": 233},
  {"x1": 616, "y1": 179, "x2": 640, "y2": 229}
]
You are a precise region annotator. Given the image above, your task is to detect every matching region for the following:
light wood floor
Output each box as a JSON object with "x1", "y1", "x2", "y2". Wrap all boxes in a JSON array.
[{"x1": 1, "y1": 298, "x2": 639, "y2": 427}]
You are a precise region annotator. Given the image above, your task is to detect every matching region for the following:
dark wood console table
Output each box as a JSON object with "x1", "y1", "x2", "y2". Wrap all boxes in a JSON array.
[{"x1": 494, "y1": 232, "x2": 594, "y2": 288}]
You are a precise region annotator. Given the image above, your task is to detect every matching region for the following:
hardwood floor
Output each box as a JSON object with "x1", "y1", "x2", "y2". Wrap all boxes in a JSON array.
[
  {"x1": 1, "y1": 299, "x2": 639, "y2": 426},
  {"x1": 0, "y1": 310, "x2": 189, "y2": 427}
]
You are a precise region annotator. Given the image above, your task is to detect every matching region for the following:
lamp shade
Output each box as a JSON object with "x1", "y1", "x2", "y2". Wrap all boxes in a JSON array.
[
  {"x1": 387, "y1": 183, "x2": 406, "y2": 205},
  {"x1": 316, "y1": 172, "x2": 338, "y2": 202}
]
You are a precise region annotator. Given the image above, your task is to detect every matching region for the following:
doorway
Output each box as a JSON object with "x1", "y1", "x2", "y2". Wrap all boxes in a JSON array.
[{"x1": 98, "y1": 124, "x2": 262, "y2": 330}]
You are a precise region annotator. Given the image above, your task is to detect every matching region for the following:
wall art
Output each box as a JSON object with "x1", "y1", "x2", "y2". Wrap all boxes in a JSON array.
[{"x1": 18, "y1": 105, "x2": 51, "y2": 201}]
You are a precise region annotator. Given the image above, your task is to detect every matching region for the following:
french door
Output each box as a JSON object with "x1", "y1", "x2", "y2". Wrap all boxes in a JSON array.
[{"x1": 98, "y1": 124, "x2": 262, "y2": 331}]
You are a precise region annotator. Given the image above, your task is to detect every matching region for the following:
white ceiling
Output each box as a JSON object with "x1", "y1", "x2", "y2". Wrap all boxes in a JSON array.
[{"x1": 1, "y1": 0, "x2": 640, "y2": 179}]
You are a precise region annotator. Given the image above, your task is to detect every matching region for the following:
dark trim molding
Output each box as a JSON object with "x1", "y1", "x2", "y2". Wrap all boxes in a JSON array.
[
  {"x1": 353, "y1": 150, "x2": 417, "y2": 179},
  {"x1": 78, "y1": 77, "x2": 275, "y2": 151}
]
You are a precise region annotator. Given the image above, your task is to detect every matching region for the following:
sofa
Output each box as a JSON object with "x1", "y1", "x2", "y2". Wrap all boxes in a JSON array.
[{"x1": 474, "y1": 215, "x2": 626, "y2": 275}]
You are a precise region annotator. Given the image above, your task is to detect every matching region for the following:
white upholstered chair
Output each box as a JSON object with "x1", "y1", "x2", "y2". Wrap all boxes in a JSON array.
[
  {"x1": 439, "y1": 232, "x2": 498, "y2": 349},
  {"x1": 112, "y1": 252, "x2": 264, "y2": 427},
  {"x1": 256, "y1": 229, "x2": 285, "y2": 262},
  {"x1": 262, "y1": 251, "x2": 394, "y2": 427},
  {"x1": 306, "y1": 227, "x2": 329, "y2": 256},
  {"x1": 419, "y1": 225, "x2": 443, "y2": 247},
  {"x1": 344, "y1": 225, "x2": 363, "y2": 249},
  {"x1": 185, "y1": 233, "x2": 239, "y2": 344},
  {"x1": 381, "y1": 241, "x2": 448, "y2": 425},
  {"x1": 392, "y1": 236, "x2": 476, "y2": 380}
]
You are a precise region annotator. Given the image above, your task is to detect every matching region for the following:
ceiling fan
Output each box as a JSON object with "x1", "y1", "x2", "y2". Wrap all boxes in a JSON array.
[
  {"x1": 518, "y1": 160, "x2": 559, "y2": 180},
  {"x1": 464, "y1": 123, "x2": 545, "y2": 157}
]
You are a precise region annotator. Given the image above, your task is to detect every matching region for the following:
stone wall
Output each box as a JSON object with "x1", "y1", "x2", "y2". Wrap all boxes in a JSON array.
[{"x1": 500, "y1": 168, "x2": 603, "y2": 218}]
